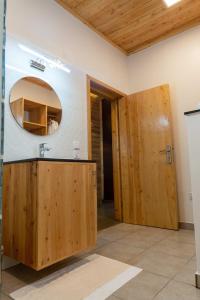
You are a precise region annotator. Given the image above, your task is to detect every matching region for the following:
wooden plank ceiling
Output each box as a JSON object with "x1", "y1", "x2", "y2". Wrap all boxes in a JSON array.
[{"x1": 56, "y1": 0, "x2": 200, "y2": 55}]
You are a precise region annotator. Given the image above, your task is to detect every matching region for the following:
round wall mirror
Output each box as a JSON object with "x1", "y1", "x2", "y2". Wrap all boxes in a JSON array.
[{"x1": 9, "y1": 76, "x2": 62, "y2": 136}]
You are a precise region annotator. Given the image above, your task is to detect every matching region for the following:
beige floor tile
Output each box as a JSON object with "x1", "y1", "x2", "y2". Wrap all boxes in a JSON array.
[
  {"x1": 114, "y1": 271, "x2": 169, "y2": 300},
  {"x1": 78, "y1": 237, "x2": 111, "y2": 259},
  {"x1": 119, "y1": 235, "x2": 155, "y2": 249},
  {"x1": 167, "y1": 229, "x2": 195, "y2": 244},
  {"x1": 134, "y1": 226, "x2": 172, "y2": 240},
  {"x1": 131, "y1": 250, "x2": 188, "y2": 278},
  {"x1": 117, "y1": 234, "x2": 154, "y2": 249},
  {"x1": 138, "y1": 226, "x2": 172, "y2": 236},
  {"x1": 112, "y1": 223, "x2": 146, "y2": 233},
  {"x1": 117, "y1": 229, "x2": 167, "y2": 250},
  {"x1": 106, "y1": 296, "x2": 121, "y2": 300},
  {"x1": 125, "y1": 251, "x2": 146, "y2": 266},
  {"x1": 98, "y1": 227, "x2": 130, "y2": 242},
  {"x1": 2, "y1": 225, "x2": 197, "y2": 300},
  {"x1": 154, "y1": 280, "x2": 200, "y2": 300},
  {"x1": 96, "y1": 237, "x2": 110, "y2": 249},
  {"x1": 95, "y1": 241, "x2": 144, "y2": 263},
  {"x1": 174, "y1": 258, "x2": 196, "y2": 286},
  {"x1": 150, "y1": 239, "x2": 195, "y2": 259}
]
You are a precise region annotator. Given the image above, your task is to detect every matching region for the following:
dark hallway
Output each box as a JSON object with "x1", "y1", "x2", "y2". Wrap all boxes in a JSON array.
[
  {"x1": 97, "y1": 99, "x2": 117, "y2": 230},
  {"x1": 102, "y1": 99, "x2": 114, "y2": 203}
]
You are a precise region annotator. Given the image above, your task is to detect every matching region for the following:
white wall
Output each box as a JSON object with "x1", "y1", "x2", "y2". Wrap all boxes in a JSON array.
[
  {"x1": 185, "y1": 114, "x2": 200, "y2": 276},
  {"x1": 6, "y1": 0, "x2": 200, "y2": 224},
  {"x1": 5, "y1": 37, "x2": 88, "y2": 161},
  {"x1": 10, "y1": 79, "x2": 61, "y2": 108},
  {"x1": 6, "y1": 0, "x2": 129, "y2": 94},
  {"x1": 127, "y1": 26, "x2": 200, "y2": 223}
]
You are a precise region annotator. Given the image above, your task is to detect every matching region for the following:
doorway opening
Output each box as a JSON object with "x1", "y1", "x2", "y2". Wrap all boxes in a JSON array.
[
  {"x1": 87, "y1": 76, "x2": 126, "y2": 230},
  {"x1": 102, "y1": 99, "x2": 114, "y2": 204},
  {"x1": 101, "y1": 100, "x2": 115, "y2": 229},
  {"x1": 92, "y1": 97, "x2": 115, "y2": 230}
]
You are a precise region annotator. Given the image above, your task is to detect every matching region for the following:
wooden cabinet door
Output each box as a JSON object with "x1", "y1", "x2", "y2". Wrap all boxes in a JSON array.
[
  {"x1": 3, "y1": 162, "x2": 38, "y2": 268},
  {"x1": 119, "y1": 85, "x2": 178, "y2": 229},
  {"x1": 37, "y1": 162, "x2": 97, "y2": 269}
]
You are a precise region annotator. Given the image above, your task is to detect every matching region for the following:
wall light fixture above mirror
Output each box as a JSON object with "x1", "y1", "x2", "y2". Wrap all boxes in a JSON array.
[
  {"x1": 18, "y1": 44, "x2": 71, "y2": 73},
  {"x1": 10, "y1": 76, "x2": 62, "y2": 136}
]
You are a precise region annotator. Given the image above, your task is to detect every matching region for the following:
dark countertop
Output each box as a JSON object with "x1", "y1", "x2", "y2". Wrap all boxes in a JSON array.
[
  {"x1": 4, "y1": 158, "x2": 96, "y2": 165},
  {"x1": 184, "y1": 109, "x2": 200, "y2": 116}
]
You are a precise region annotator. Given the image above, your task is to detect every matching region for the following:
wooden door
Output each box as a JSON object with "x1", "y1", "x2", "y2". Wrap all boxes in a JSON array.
[
  {"x1": 119, "y1": 85, "x2": 178, "y2": 229},
  {"x1": 111, "y1": 100, "x2": 122, "y2": 221}
]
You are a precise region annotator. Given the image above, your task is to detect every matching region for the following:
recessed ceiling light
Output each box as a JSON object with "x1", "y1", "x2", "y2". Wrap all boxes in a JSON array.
[{"x1": 163, "y1": 0, "x2": 181, "y2": 7}]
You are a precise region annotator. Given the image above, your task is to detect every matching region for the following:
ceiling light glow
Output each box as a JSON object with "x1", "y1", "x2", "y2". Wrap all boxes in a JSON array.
[
  {"x1": 163, "y1": 0, "x2": 181, "y2": 7},
  {"x1": 6, "y1": 64, "x2": 31, "y2": 75},
  {"x1": 18, "y1": 44, "x2": 71, "y2": 74}
]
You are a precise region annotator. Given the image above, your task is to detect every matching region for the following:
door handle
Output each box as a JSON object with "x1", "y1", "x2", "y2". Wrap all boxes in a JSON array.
[{"x1": 159, "y1": 144, "x2": 173, "y2": 164}]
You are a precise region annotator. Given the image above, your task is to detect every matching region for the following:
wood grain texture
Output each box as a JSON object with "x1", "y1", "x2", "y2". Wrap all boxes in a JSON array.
[
  {"x1": 91, "y1": 96, "x2": 103, "y2": 205},
  {"x1": 119, "y1": 85, "x2": 178, "y2": 229},
  {"x1": 111, "y1": 100, "x2": 122, "y2": 221},
  {"x1": 37, "y1": 162, "x2": 97, "y2": 269},
  {"x1": 56, "y1": 0, "x2": 200, "y2": 54},
  {"x1": 118, "y1": 96, "x2": 140, "y2": 224},
  {"x1": 3, "y1": 162, "x2": 38, "y2": 268},
  {"x1": 89, "y1": 75, "x2": 126, "y2": 99},
  {"x1": 3, "y1": 161, "x2": 97, "y2": 270},
  {"x1": 10, "y1": 98, "x2": 24, "y2": 126},
  {"x1": 11, "y1": 98, "x2": 61, "y2": 136}
]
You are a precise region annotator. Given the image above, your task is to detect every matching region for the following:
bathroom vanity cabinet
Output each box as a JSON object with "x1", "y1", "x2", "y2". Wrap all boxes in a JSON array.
[{"x1": 3, "y1": 158, "x2": 97, "y2": 270}]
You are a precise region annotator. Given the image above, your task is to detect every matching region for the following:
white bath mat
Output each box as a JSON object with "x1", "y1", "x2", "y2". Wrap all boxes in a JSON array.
[{"x1": 10, "y1": 254, "x2": 142, "y2": 300}]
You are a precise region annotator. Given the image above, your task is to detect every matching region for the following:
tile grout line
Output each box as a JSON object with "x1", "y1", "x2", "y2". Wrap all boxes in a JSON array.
[
  {"x1": 151, "y1": 248, "x2": 195, "y2": 299},
  {"x1": 100, "y1": 228, "x2": 193, "y2": 298},
  {"x1": 88, "y1": 228, "x2": 196, "y2": 299},
  {"x1": 151, "y1": 277, "x2": 173, "y2": 300},
  {"x1": 97, "y1": 227, "x2": 195, "y2": 266}
]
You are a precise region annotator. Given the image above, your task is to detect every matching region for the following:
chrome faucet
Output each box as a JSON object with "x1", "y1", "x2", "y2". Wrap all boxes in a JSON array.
[{"x1": 39, "y1": 143, "x2": 51, "y2": 158}]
